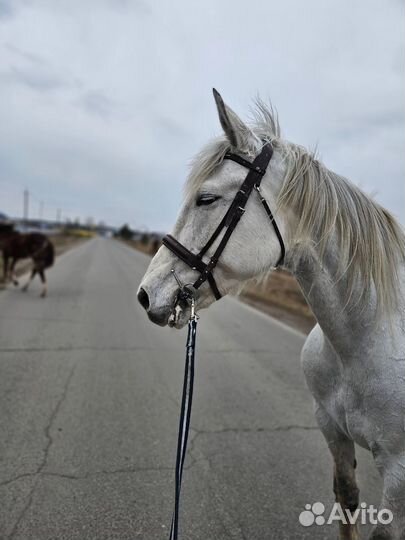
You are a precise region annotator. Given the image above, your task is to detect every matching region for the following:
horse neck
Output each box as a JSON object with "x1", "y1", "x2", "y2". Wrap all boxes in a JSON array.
[{"x1": 286, "y1": 235, "x2": 382, "y2": 356}]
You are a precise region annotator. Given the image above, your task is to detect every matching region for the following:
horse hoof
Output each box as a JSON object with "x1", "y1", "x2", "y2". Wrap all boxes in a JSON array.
[
  {"x1": 13, "y1": 280, "x2": 19, "y2": 287},
  {"x1": 40, "y1": 292, "x2": 46, "y2": 298},
  {"x1": 22, "y1": 287, "x2": 28, "y2": 292}
]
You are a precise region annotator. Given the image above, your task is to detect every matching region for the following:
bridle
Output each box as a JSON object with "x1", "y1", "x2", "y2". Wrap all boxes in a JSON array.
[
  {"x1": 162, "y1": 141, "x2": 285, "y2": 303},
  {"x1": 164, "y1": 142, "x2": 285, "y2": 540}
]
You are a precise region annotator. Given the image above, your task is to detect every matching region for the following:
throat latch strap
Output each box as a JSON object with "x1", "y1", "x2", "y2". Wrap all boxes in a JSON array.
[{"x1": 254, "y1": 185, "x2": 285, "y2": 267}]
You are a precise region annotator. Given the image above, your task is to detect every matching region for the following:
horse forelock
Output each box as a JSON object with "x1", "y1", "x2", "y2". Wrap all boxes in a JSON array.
[{"x1": 186, "y1": 98, "x2": 281, "y2": 198}]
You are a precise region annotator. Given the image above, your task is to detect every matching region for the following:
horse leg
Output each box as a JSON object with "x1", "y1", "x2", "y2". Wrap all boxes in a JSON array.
[
  {"x1": 9, "y1": 258, "x2": 19, "y2": 286},
  {"x1": 315, "y1": 405, "x2": 360, "y2": 540},
  {"x1": 38, "y1": 269, "x2": 47, "y2": 297},
  {"x1": 368, "y1": 453, "x2": 405, "y2": 540},
  {"x1": 2, "y1": 254, "x2": 8, "y2": 282},
  {"x1": 22, "y1": 268, "x2": 37, "y2": 292}
]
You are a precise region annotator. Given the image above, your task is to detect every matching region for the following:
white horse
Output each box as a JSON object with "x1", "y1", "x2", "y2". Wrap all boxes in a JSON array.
[{"x1": 138, "y1": 90, "x2": 405, "y2": 540}]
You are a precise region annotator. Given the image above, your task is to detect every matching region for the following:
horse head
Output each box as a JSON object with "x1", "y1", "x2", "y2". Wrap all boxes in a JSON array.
[{"x1": 138, "y1": 90, "x2": 288, "y2": 328}]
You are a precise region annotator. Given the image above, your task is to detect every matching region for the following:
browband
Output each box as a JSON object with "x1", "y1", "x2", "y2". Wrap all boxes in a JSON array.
[{"x1": 162, "y1": 142, "x2": 285, "y2": 301}]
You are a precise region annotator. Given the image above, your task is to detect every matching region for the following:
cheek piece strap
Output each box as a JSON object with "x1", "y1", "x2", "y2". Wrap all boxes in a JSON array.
[
  {"x1": 163, "y1": 142, "x2": 286, "y2": 540},
  {"x1": 162, "y1": 141, "x2": 285, "y2": 301}
]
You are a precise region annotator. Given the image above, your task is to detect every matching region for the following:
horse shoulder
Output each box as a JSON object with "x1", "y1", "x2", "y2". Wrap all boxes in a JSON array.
[{"x1": 301, "y1": 324, "x2": 342, "y2": 388}]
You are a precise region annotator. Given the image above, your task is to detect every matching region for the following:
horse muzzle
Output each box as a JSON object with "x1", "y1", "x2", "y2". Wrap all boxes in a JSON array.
[{"x1": 137, "y1": 287, "x2": 172, "y2": 326}]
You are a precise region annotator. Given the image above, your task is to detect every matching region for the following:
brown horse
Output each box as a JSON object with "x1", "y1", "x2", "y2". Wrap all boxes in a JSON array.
[{"x1": 0, "y1": 231, "x2": 55, "y2": 297}]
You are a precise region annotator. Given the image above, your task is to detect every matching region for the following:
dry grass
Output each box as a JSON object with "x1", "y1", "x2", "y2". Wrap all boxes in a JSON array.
[
  {"x1": 121, "y1": 239, "x2": 157, "y2": 256},
  {"x1": 241, "y1": 270, "x2": 316, "y2": 334}
]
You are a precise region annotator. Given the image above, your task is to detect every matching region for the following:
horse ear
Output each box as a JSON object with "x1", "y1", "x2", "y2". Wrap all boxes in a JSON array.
[{"x1": 212, "y1": 88, "x2": 260, "y2": 153}]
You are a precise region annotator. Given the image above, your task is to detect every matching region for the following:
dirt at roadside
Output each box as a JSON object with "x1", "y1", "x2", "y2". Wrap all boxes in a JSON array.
[{"x1": 241, "y1": 270, "x2": 316, "y2": 335}]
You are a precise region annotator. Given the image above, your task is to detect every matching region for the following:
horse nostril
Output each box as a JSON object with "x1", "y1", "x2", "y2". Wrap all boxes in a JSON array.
[{"x1": 137, "y1": 287, "x2": 150, "y2": 310}]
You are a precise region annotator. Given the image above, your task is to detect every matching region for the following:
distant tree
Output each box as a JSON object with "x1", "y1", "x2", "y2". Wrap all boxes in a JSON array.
[
  {"x1": 152, "y1": 238, "x2": 160, "y2": 254},
  {"x1": 118, "y1": 224, "x2": 134, "y2": 240},
  {"x1": 140, "y1": 232, "x2": 149, "y2": 245}
]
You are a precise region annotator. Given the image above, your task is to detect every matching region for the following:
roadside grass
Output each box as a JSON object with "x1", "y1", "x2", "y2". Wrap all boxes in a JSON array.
[
  {"x1": 241, "y1": 270, "x2": 316, "y2": 334},
  {"x1": 124, "y1": 239, "x2": 156, "y2": 256}
]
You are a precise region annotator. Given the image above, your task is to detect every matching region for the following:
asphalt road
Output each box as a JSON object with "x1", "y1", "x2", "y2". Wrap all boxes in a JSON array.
[{"x1": 0, "y1": 238, "x2": 381, "y2": 540}]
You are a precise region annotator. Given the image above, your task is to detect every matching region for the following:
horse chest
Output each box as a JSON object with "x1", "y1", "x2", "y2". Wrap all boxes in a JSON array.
[
  {"x1": 304, "y1": 356, "x2": 372, "y2": 449},
  {"x1": 303, "y1": 326, "x2": 405, "y2": 452}
]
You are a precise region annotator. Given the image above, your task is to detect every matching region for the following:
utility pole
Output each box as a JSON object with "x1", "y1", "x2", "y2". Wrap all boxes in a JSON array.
[
  {"x1": 23, "y1": 189, "x2": 29, "y2": 229},
  {"x1": 39, "y1": 200, "x2": 44, "y2": 221},
  {"x1": 56, "y1": 208, "x2": 61, "y2": 224}
]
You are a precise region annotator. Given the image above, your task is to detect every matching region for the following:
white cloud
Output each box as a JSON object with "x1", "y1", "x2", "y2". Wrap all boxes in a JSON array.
[{"x1": 0, "y1": 0, "x2": 403, "y2": 228}]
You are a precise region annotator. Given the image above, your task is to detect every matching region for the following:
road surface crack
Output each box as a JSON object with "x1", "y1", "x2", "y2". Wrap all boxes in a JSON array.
[
  {"x1": 41, "y1": 465, "x2": 175, "y2": 480},
  {"x1": 190, "y1": 424, "x2": 318, "y2": 437},
  {"x1": 0, "y1": 473, "x2": 36, "y2": 488},
  {"x1": 0, "y1": 345, "x2": 155, "y2": 353},
  {"x1": 0, "y1": 466, "x2": 175, "y2": 489},
  {"x1": 184, "y1": 425, "x2": 319, "y2": 471},
  {"x1": 6, "y1": 362, "x2": 77, "y2": 539}
]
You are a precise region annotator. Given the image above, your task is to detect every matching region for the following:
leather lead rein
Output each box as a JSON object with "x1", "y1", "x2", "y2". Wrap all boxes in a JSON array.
[
  {"x1": 165, "y1": 143, "x2": 286, "y2": 540},
  {"x1": 169, "y1": 304, "x2": 197, "y2": 540}
]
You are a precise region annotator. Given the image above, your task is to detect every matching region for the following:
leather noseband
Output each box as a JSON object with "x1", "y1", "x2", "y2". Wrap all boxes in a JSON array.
[{"x1": 162, "y1": 142, "x2": 285, "y2": 301}]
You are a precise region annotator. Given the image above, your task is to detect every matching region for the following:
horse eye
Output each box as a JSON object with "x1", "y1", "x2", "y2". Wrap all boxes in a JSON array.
[{"x1": 196, "y1": 194, "x2": 220, "y2": 206}]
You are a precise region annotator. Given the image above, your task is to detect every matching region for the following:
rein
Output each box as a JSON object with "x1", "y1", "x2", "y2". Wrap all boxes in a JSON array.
[
  {"x1": 162, "y1": 142, "x2": 285, "y2": 301},
  {"x1": 169, "y1": 297, "x2": 197, "y2": 540},
  {"x1": 165, "y1": 143, "x2": 286, "y2": 539}
]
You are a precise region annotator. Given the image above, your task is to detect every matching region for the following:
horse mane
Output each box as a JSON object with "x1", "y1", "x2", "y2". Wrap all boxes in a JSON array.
[
  {"x1": 186, "y1": 100, "x2": 405, "y2": 316},
  {"x1": 278, "y1": 143, "x2": 405, "y2": 316}
]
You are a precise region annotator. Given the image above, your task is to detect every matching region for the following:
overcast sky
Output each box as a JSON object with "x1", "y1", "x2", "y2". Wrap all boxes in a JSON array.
[{"x1": 0, "y1": 0, "x2": 404, "y2": 230}]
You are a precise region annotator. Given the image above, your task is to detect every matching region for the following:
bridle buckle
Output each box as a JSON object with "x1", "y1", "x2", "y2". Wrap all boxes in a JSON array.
[{"x1": 162, "y1": 142, "x2": 285, "y2": 304}]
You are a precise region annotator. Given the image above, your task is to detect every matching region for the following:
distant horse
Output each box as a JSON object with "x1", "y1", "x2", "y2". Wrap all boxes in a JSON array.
[
  {"x1": 138, "y1": 91, "x2": 405, "y2": 539},
  {"x1": 0, "y1": 231, "x2": 54, "y2": 297}
]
